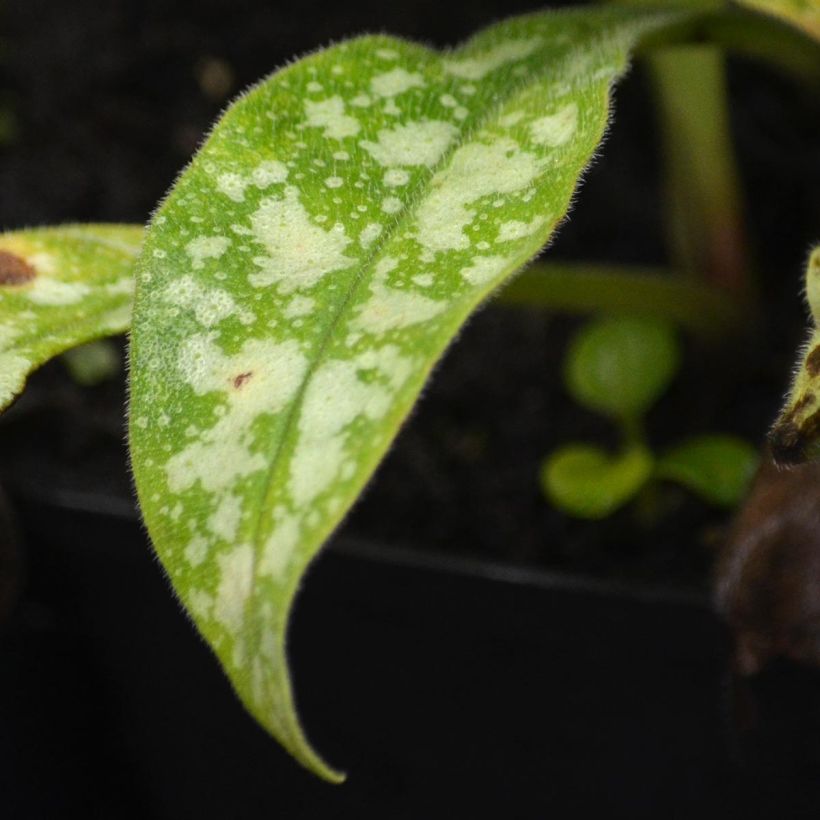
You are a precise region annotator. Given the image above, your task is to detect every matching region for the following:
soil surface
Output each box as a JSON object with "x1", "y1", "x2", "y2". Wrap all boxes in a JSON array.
[{"x1": 0, "y1": 0, "x2": 819, "y2": 590}]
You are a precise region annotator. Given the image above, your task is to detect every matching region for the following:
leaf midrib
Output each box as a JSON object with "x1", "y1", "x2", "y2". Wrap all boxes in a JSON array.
[{"x1": 243, "y1": 14, "x2": 659, "y2": 584}]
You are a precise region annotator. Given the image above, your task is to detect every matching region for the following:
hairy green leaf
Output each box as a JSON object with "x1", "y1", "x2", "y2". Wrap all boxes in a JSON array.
[
  {"x1": 564, "y1": 315, "x2": 680, "y2": 423},
  {"x1": 769, "y1": 246, "x2": 820, "y2": 464},
  {"x1": 128, "y1": 6, "x2": 699, "y2": 780},
  {"x1": 542, "y1": 444, "x2": 653, "y2": 519},
  {"x1": 656, "y1": 434, "x2": 758, "y2": 506},
  {"x1": 0, "y1": 225, "x2": 141, "y2": 410}
]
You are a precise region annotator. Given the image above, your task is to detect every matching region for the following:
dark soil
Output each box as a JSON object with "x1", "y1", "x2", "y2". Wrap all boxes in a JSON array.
[{"x1": 0, "y1": 0, "x2": 819, "y2": 591}]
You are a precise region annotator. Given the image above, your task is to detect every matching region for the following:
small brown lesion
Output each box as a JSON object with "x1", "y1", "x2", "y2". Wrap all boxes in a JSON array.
[
  {"x1": 0, "y1": 250, "x2": 36, "y2": 286},
  {"x1": 232, "y1": 371, "x2": 254, "y2": 389}
]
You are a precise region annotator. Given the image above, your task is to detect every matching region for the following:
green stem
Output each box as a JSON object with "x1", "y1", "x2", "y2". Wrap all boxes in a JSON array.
[
  {"x1": 700, "y1": 9, "x2": 820, "y2": 86},
  {"x1": 495, "y1": 261, "x2": 743, "y2": 339},
  {"x1": 637, "y1": 10, "x2": 820, "y2": 86},
  {"x1": 648, "y1": 43, "x2": 750, "y2": 295}
]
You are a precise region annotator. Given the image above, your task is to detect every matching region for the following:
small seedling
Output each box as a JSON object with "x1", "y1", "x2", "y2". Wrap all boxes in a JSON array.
[{"x1": 541, "y1": 315, "x2": 759, "y2": 519}]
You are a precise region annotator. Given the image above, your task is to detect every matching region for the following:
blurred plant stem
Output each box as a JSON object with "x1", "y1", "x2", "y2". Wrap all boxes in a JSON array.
[
  {"x1": 648, "y1": 43, "x2": 752, "y2": 299},
  {"x1": 497, "y1": 262, "x2": 743, "y2": 340},
  {"x1": 699, "y1": 9, "x2": 820, "y2": 84}
]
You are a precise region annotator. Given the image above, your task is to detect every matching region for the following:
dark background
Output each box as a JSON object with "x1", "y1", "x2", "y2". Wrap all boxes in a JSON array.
[{"x1": 0, "y1": 1, "x2": 820, "y2": 818}]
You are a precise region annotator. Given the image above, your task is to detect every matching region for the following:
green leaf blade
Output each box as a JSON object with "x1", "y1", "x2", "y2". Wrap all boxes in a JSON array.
[
  {"x1": 0, "y1": 224, "x2": 141, "y2": 410},
  {"x1": 564, "y1": 316, "x2": 680, "y2": 422},
  {"x1": 657, "y1": 434, "x2": 759, "y2": 507},
  {"x1": 542, "y1": 444, "x2": 653, "y2": 519},
  {"x1": 128, "y1": 7, "x2": 698, "y2": 780}
]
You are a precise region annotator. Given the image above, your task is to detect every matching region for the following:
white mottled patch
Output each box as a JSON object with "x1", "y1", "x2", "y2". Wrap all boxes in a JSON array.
[
  {"x1": 415, "y1": 138, "x2": 544, "y2": 253},
  {"x1": 258, "y1": 516, "x2": 300, "y2": 579},
  {"x1": 359, "y1": 223, "x2": 382, "y2": 247},
  {"x1": 248, "y1": 186, "x2": 355, "y2": 292},
  {"x1": 443, "y1": 37, "x2": 542, "y2": 80},
  {"x1": 214, "y1": 544, "x2": 255, "y2": 634},
  {"x1": 461, "y1": 254, "x2": 509, "y2": 286},
  {"x1": 373, "y1": 256, "x2": 398, "y2": 278},
  {"x1": 352, "y1": 255, "x2": 445, "y2": 334},
  {"x1": 28, "y1": 252, "x2": 57, "y2": 275},
  {"x1": 210, "y1": 492, "x2": 243, "y2": 541},
  {"x1": 530, "y1": 103, "x2": 578, "y2": 147},
  {"x1": 0, "y1": 323, "x2": 20, "y2": 348},
  {"x1": 251, "y1": 160, "x2": 289, "y2": 188},
  {"x1": 289, "y1": 345, "x2": 413, "y2": 505},
  {"x1": 188, "y1": 588, "x2": 214, "y2": 621},
  {"x1": 186, "y1": 235, "x2": 230, "y2": 270},
  {"x1": 161, "y1": 275, "x2": 247, "y2": 328},
  {"x1": 324, "y1": 176, "x2": 344, "y2": 189},
  {"x1": 216, "y1": 172, "x2": 248, "y2": 202},
  {"x1": 184, "y1": 535, "x2": 209, "y2": 567},
  {"x1": 371, "y1": 68, "x2": 425, "y2": 97},
  {"x1": 284, "y1": 295, "x2": 315, "y2": 318},
  {"x1": 381, "y1": 197, "x2": 402, "y2": 214},
  {"x1": 499, "y1": 110, "x2": 526, "y2": 127},
  {"x1": 412, "y1": 273, "x2": 434, "y2": 287},
  {"x1": 376, "y1": 48, "x2": 398, "y2": 60},
  {"x1": 165, "y1": 334, "x2": 308, "y2": 494},
  {"x1": 105, "y1": 277, "x2": 135, "y2": 296},
  {"x1": 0, "y1": 351, "x2": 29, "y2": 408},
  {"x1": 361, "y1": 120, "x2": 458, "y2": 167},
  {"x1": 304, "y1": 96, "x2": 360, "y2": 139},
  {"x1": 497, "y1": 215, "x2": 547, "y2": 242},
  {"x1": 383, "y1": 169, "x2": 410, "y2": 187},
  {"x1": 25, "y1": 278, "x2": 91, "y2": 306}
]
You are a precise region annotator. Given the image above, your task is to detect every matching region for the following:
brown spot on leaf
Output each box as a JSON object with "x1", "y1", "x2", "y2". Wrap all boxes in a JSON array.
[
  {"x1": 806, "y1": 346, "x2": 820, "y2": 377},
  {"x1": 232, "y1": 371, "x2": 253, "y2": 389},
  {"x1": 0, "y1": 250, "x2": 35, "y2": 285}
]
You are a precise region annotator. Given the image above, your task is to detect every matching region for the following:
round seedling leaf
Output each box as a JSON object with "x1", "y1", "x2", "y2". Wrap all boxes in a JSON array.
[
  {"x1": 62, "y1": 339, "x2": 121, "y2": 386},
  {"x1": 564, "y1": 316, "x2": 680, "y2": 421},
  {"x1": 541, "y1": 444, "x2": 653, "y2": 519},
  {"x1": 656, "y1": 434, "x2": 759, "y2": 507}
]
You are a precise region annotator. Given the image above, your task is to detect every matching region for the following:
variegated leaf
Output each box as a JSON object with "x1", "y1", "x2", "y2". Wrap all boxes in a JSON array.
[
  {"x1": 0, "y1": 224, "x2": 141, "y2": 409},
  {"x1": 128, "y1": 6, "x2": 699, "y2": 780}
]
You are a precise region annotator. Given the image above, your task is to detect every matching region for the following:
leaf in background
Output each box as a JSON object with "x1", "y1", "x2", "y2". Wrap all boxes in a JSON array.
[
  {"x1": 542, "y1": 444, "x2": 653, "y2": 519},
  {"x1": 128, "y1": 6, "x2": 697, "y2": 780},
  {"x1": 564, "y1": 315, "x2": 680, "y2": 423},
  {"x1": 0, "y1": 225, "x2": 141, "y2": 410},
  {"x1": 62, "y1": 339, "x2": 122, "y2": 387},
  {"x1": 656, "y1": 434, "x2": 759, "y2": 507},
  {"x1": 736, "y1": 0, "x2": 820, "y2": 41}
]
